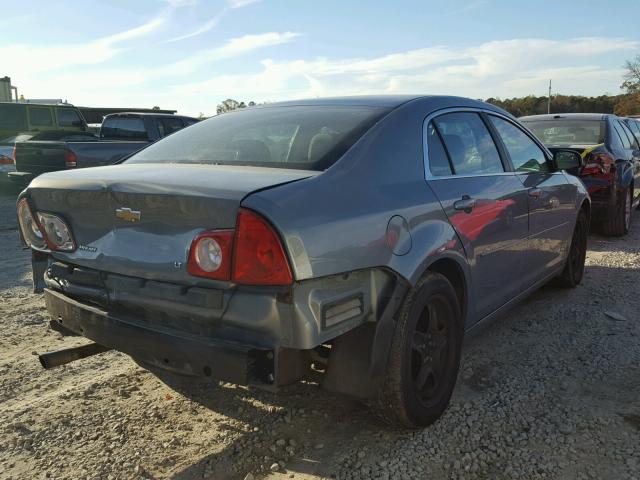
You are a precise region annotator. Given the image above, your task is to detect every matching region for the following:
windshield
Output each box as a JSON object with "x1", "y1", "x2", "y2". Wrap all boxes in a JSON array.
[
  {"x1": 522, "y1": 119, "x2": 605, "y2": 146},
  {"x1": 126, "y1": 105, "x2": 390, "y2": 170}
]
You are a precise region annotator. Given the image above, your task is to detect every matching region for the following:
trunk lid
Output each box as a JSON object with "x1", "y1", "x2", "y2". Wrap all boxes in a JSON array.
[{"x1": 28, "y1": 163, "x2": 315, "y2": 284}]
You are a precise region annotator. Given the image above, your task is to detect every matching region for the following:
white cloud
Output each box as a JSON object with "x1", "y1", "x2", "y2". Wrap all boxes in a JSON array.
[
  {"x1": 227, "y1": 0, "x2": 260, "y2": 8},
  {"x1": 99, "y1": 16, "x2": 166, "y2": 45},
  {"x1": 163, "y1": 31, "x2": 299, "y2": 74},
  {"x1": 163, "y1": 15, "x2": 223, "y2": 43},
  {"x1": 442, "y1": 0, "x2": 488, "y2": 17},
  {"x1": 170, "y1": 36, "x2": 637, "y2": 114},
  {"x1": 6, "y1": 31, "x2": 636, "y2": 117}
]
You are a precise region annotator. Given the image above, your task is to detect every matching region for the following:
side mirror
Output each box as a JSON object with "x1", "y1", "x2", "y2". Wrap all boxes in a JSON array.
[
  {"x1": 71, "y1": 120, "x2": 84, "y2": 127},
  {"x1": 553, "y1": 150, "x2": 583, "y2": 171}
]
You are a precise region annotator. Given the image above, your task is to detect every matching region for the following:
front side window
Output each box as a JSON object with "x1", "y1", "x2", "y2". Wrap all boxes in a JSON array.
[
  {"x1": 28, "y1": 107, "x2": 53, "y2": 127},
  {"x1": 56, "y1": 108, "x2": 82, "y2": 127},
  {"x1": 126, "y1": 106, "x2": 390, "y2": 171},
  {"x1": 433, "y1": 112, "x2": 503, "y2": 175},
  {"x1": 489, "y1": 116, "x2": 549, "y2": 173}
]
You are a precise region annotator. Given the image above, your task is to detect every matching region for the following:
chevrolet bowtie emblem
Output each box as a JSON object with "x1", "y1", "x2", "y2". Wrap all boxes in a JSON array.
[{"x1": 115, "y1": 207, "x2": 141, "y2": 222}]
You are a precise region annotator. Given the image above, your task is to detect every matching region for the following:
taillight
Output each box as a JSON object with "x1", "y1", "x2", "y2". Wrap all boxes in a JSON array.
[
  {"x1": 187, "y1": 230, "x2": 234, "y2": 280},
  {"x1": 16, "y1": 198, "x2": 47, "y2": 250},
  {"x1": 232, "y1": 208, "x2": 292, "y2": 285},
  {"x1": 64, "y1": 149, "x2": 77, "y2": 168},
  {"x1": 582, "y1": 151, "x2": 615, "y2": 176},
  {"x1": 187, "y1": 209, "x2": 293, "y2": 285}
]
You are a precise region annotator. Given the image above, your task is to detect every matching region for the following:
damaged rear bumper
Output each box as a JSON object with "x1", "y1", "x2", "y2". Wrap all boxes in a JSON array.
[
  {"x1": 44, "y1": 288, "x2": 308, "y2": 386},
  {"x1": 39, "y1": 259, "x2": 398, "y2": 389}
]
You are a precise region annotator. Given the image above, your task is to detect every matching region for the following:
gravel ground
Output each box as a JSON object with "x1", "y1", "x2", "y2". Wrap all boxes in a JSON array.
[{"x1": 0, "y1": 192, "x2": 639, "y2": 480}]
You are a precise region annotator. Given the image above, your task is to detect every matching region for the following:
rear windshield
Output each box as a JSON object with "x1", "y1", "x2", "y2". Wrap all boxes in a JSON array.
[
  {"x1": 522, "y1": 119, "x2": 605, "y2": 146},
  {"x1": 101, "y1": 117, "x2": 148, "y2": 141},
  {"x1": 126, "y1": 106, "x2": 390, "y2": 170}
]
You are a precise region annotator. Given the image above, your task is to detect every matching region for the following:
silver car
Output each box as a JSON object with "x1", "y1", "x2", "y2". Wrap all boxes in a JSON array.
[{"x1": 17, "y1": 96, "x2": 588, "y2": 427}]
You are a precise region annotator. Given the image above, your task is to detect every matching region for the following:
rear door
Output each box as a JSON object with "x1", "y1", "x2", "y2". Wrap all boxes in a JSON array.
[
  {"x1": 616, "y1": 119, "x2": 640, "y2": 189},
  {"x1": 487, "y1": 115, "x2": 576, "y2": 285},
  {"x1": 425, "y1": 110, "x2": 530, "y2": 320}
]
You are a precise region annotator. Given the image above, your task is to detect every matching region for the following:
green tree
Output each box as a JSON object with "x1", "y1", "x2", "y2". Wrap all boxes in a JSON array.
[
  {"x1": 622, "y1": 55, "x2": 640, "y2": 94},
  {"x1": 617, "y1": 55, "x2": 640, "y2": 115},
  {"x1": 485, "y1": 94, "x2": 622, "y2": 117},
  {"x1": 215, "y1": 99, "x2": 257, "y2": 115}
]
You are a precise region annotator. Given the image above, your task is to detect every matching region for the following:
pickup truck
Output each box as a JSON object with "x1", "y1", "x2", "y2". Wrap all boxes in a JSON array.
[{"x1": 9, "y1": 112, "x2": 198, "y2": 185}]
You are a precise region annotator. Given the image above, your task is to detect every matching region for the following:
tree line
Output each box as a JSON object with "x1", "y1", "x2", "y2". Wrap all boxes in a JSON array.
[{"x1": 485, "y1": 93, "x2": 638, "y2": 117}]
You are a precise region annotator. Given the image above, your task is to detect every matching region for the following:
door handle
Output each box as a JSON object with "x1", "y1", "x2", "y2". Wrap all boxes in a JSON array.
[
  {"x1": 529, "y1": 188, "x2": 542, "y2": 198},
  {"x1": 453, "y1": 195, "x2": 476, "y2": 213}
]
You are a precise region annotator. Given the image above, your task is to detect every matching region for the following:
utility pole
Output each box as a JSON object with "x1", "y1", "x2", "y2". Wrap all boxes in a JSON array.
[{"x1": 547, "y1": 79, "x2": 552, "y2": 114}]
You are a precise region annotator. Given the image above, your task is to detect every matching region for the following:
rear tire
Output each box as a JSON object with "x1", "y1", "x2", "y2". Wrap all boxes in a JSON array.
[
  {"x1": 602, "y1": 187, "x2": 631, "y2": 237},
  {"x1": 556, "y1": 210, "x2": 588, "y2": 288},
  {"x1": 374, "y1": 272, "x2": 462, "y2": 428}
]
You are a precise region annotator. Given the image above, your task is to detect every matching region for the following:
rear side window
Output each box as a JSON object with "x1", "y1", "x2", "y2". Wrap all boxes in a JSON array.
[
  {"x1": 612, "y1": 120, "x2": 633, "y2": 149},
  {"x1": 625, "y1": 120, "x2": 640, "y2": 147},
  {"x1": 28, "y1": 107, "x2": 53, "y2": 127},
  {"x1": 426, "y1": 122, "x2": 452, "y2": 176},
  {"x1": 489, "y1": 116, "x2": 549, "y2": 173},
  {"x1": 126, "y1": 106, "x2": 390, "y2": 171},
  {"x1": 617, "y1": 120, "x2": 637, "y2": 149},
  {"x1": 101, "y1": 117, "x2": 148, "y2": 141},
  {"x1": 433, "y1": 112, "x2": 503, "y2": 175},
  {"x1": 56, "y1": 108, "x2": 82, "y2": 127},
  {"x1": 0, "y1": 105, "x2": 28, "y2": 131}
]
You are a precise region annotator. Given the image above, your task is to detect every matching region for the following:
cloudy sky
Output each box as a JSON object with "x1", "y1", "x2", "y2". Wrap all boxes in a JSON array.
[{"x1": 2, "y1": 0, "x2": 639, "y2": 116}]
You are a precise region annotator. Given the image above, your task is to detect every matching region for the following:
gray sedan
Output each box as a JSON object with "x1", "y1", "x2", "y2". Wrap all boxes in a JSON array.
[{"x1": 17, "y1": 95, "x2": 588, "y2": 428}]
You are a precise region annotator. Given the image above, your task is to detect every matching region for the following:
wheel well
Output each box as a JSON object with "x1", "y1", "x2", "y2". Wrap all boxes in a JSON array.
[{"x1": 427, "y1": 258, "x2": 466, "y2": 320}]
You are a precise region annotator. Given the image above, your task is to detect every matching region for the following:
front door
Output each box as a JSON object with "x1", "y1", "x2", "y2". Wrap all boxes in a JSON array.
[
  {"x1": 425, "y1": 111, "x2": 530, "y2": 322},
  {"x1": 487, "y1": 114, "x2": 576, "y2": 287}
]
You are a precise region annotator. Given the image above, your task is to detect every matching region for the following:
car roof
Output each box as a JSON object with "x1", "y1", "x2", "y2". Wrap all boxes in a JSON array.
[
  {"x1": 0, "y1": 102, "x2": 76, "y2": 108},
  {"x1": 520, "y1": 113, "x2": 610, "y2": 121},
  {"x1": 103, "y1": 112, "x2": 197, "y2": 120},
  {"x1": 251, "y1": 95, "x2": 506, "y2": 114},
  {"x1": 265, "y1": 95, "x2": 425, "y2": 108}
]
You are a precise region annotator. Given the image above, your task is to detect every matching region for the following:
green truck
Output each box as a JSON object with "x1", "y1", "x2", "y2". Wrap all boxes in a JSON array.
[{"x1": 0, "y1": 102, "x2": 90, "y2": 188}]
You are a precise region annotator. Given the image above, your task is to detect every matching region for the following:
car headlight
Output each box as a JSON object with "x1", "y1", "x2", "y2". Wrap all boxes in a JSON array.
[
  {"x1": 16, "y1": 198, "x2": 47, "y2": 250},
  {"x1": 37, "y1": 212, "x2": 76, "y2": 251}
]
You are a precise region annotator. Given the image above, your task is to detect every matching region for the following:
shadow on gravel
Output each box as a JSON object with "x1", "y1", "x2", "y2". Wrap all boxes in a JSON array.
[{"x1": 158, "y1": 370, "x2": 380, "y2": 479}]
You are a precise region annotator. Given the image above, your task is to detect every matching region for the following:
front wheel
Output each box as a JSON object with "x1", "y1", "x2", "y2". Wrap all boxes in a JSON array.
[
  {"x1": 556, "y1": 210, "x2": 588, "y2": 288},
  {"x1": 374, "y1": 272, "x2": 463, "y2": 428}
]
